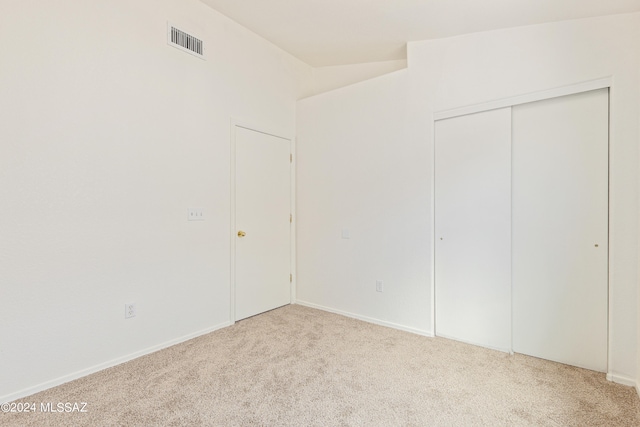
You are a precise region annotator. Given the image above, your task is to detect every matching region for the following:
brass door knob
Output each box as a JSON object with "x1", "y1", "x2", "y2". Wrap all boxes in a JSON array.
[{"x1": 237, "y1": 230, "x2": 246, "y2": 237}]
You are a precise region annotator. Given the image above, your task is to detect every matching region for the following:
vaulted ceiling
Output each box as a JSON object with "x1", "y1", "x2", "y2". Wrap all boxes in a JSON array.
[{"x1": 199, "y1": 0, "x2": 640, "y2": 67}]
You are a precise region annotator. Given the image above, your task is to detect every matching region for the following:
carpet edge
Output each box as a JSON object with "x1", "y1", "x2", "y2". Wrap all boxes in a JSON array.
[{"x1": 1, "y1": 320, "x2": 232, "y2": 404}]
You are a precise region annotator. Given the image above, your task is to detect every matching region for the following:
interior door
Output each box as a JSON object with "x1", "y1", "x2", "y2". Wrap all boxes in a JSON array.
[
  {"x1": 235, "y1": 126, "x2": 291, "y2": 321},
  {"x1": 512, "y1": 89, "x2": 609, "y2": 372},
  {"x1": 434, "y1": 108, "x2": 512, "y2": 351}
]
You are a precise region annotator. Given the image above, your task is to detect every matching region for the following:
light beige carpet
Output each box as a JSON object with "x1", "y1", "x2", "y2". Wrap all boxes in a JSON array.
[{"x1": 2, "y1": 304, "x2": 640, "y2": 426}]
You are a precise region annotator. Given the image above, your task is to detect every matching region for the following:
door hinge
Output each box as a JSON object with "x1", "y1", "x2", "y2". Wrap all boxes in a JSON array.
[
  {"x1": 290, "y1": 274, "x2": 292, "y2": 282},
  {"x1": 290, "y1": 153, "x2": 293, "y2": 163},
  {"x1": 290, "y1": 214, "x2": 292, "y2": 223}
]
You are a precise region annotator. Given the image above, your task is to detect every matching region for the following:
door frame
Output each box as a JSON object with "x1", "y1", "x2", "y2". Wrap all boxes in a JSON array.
[
  {"x1": 229, "y1": 119, "x2": 296, "y2": 324},
  {"x1": 431, "y1": 77, "x2": 613, "y2": 375}
]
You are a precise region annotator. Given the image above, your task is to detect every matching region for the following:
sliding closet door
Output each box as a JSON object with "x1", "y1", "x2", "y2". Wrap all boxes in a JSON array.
[
  {"x1": 512, "y1": 89, "x2": 608, "y2": 372},
  {"x1": 435, "y1": 108, "x2": 512, "y2": 352}
]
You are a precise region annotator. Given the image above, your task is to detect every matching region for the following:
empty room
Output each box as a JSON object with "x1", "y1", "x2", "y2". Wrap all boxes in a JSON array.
[{"x1": 2, "y1": 0, "x2": 640, "y2": 425}]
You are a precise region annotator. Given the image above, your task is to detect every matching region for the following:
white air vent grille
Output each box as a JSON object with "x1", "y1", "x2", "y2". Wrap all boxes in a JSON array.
[{"x1": 168, "y1": 23, "x2": 204, "y2": 59}]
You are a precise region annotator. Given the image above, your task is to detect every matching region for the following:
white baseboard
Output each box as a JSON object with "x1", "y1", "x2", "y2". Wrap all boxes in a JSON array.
[
  {"x1": 1, "y1": 321, "x2": 231, "y2": 404},
  {"x1": 295, "y1": 300, "x2": 433, "y2": 337},
  {"x1": 434, "y1": 332, "x2": 511, "y2": 354},
  {"x1": 606, "y1": 372, "x2": 637, "y2": 387}
]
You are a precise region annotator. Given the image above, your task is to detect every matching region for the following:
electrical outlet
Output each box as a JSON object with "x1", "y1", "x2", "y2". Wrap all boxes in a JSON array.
[
  {"x1": 125, "y1": 303, "x2": 136, "y2": 319},
  {"x1": 376, "y1": 280, "x2": 384, "y2": 292}
]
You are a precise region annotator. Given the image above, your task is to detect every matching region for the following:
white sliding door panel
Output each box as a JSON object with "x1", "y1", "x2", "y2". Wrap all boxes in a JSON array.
[
  {"x1": 435, "y1": 108, "x2": 512, "y2": 352},
  {"x1": 235, "y1": 126, "x2": 291, "y2": 321},
  {"x1": 512, "y1": 89, "x2": 608, "y2": 372}
]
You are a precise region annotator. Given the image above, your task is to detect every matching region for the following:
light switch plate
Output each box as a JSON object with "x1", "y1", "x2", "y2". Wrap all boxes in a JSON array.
[
  {"x1": 188, "y1": 208, "x2": 204, "y2": 221},
  {"x1": 341, "y1": 229, "x2": 350, "y2": 239}
]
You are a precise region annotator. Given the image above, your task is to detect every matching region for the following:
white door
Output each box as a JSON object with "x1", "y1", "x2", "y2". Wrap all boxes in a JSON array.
[
  {"x1": 434, "y1": 108, "x2": 512, "y2": 351},
  {"x1": 512, "y1": 89, "x2": 609, "y2": 372},
  {"x1": 234, "y1": 126, "x2": 291, "y2": 321}
]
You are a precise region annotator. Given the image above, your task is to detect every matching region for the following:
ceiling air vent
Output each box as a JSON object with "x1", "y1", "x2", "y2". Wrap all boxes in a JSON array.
[{"x1": 168, "y1": 23, "x2": 204, "y2": 59}]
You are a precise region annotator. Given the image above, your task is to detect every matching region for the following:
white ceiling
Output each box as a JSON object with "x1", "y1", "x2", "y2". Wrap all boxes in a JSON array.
[{"x1": 199, "y1": 0, "x2": 640, "y2": 67}]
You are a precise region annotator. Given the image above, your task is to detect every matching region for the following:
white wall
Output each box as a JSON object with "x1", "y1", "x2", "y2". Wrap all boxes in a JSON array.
[
  {"x1": 638, "y1": 61, "x2": 640, "y2": 397},
  {"x1": 296, "y1": 13, "x2": 640, "y2": 384},
  {"x1": 297, "y1": 69, "x2": 431, "y2": 335},
  {"x1": 308, "y1": 60, "x2": 407, "y2": 97},
  {"x1": 0, "y1": 0, "x2": 312, "y2": 401}
]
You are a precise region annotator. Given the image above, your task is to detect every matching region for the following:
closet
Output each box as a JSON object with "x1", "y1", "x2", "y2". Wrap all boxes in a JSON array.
[{"x1": 434, "y1": 88, "x2": 609, "y2": 372}]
